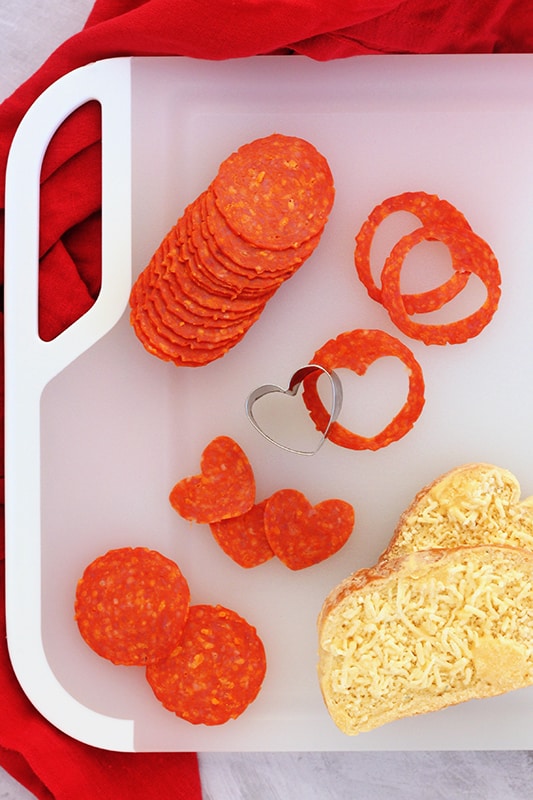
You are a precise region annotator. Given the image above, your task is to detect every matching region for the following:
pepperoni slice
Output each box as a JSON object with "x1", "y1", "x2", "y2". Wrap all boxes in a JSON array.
[
  {"x1": 130, "y1": 302, "x2": 177, "y2": 363},
  {"x1": 149, "y1": 285, "x2": 259, "y2": 348},
  {"x1": 74, "y1": 547, "x2": 190, "y2": 666},
  {"x1": 188, "y1": 196, "x2": 281, "y2": 295},
  {"x1": 134, "y1": 294, "x2": 242, "y2": 367},
  {"x1": 171, "y1": 232, "x2": 268, "y2": 316},
  {"x1": 380, "y1": 225, "x2": 501, "y2": 345},
  {"x1": 354, "y1": 191, "x2": 472, "y2": 314},
  {"x1": 161, "y1": 242, "x2": 268, "y2": 322},
  {"x1": 203, "y1": 187, "x2": 320, "y2": 278},
  {"x1": 145, "y1": 604, "x2": 267, "y2": 725},
  {"x1": 209, "y1": 499, "x2": 274, "y2": 568},
  {"x1": 150, "y1": 249, "x2": 263, "y2": 331},
  {"x1": 212, "y1": 133, "x2": 335, "y2": 250},
  {"x1": 148, "y1": 227, "x2": 260, "y2": 322},
  {"x1": 302, "y1": 329, "x2": 425, "y2": 451},
  {"x1": 264, "y1": 489, "x2": 354, "y2": 570},
  {"x1": 169, "y1": 436, "x2": 255, "y2": 523}
]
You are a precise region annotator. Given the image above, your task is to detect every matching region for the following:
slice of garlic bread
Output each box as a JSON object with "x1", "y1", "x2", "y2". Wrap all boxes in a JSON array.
[
  {"x1": 318, "y1": 545, "x2": 533, "y2": 736},
  {"x1": 380, "y1": 463, "x2": 533, "y2": 563}
]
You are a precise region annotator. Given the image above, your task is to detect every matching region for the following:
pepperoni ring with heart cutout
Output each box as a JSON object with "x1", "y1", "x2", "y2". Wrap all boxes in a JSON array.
[{"x1": 302, "y1": 329, "x2": 425, "y2": 451}]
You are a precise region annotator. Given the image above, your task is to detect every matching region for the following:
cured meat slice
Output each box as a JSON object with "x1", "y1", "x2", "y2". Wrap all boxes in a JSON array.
[
  {"x1": 145, "y1": 604, "x2": 267, "y2": 725},
  {"x1": 133, "y1": 295, "x2": 241, "y2": 367},
  {"x1": 169, "y1": 436, "x2": 255, "y2": 523},
  {"x1": 212, "y1": 133, "x2": 335, "y2": 250},
  {"x1": 209, "y1": 499, "x2": 274, "y2": 568},
  {"x1": 203, "y1": 187, "x2": 319, "y2": 277},
  {"x1": 74, "y1": 547, "x2": 190, "y2": 666},
  {"x1": 264, "y1": 489, "x2": 354, "y2": 570}
]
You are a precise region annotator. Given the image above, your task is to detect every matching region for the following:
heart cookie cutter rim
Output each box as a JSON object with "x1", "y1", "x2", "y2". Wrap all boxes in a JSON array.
[{"x1": 245, "y1": 364, "x2": 343, "y2": 456}]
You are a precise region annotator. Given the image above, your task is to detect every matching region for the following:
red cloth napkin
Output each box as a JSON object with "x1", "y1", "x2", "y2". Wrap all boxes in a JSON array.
[{"x1": 0, "y1": 0, "x2": 531, "y2": 797}]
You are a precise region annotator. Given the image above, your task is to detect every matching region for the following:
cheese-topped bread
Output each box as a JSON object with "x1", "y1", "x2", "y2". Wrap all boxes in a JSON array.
[
  {"x1": 380, "y1": 463, "x2": 533, "y2": 562},
  {"x1": 317, "y1": 545, "x2": 533, "y2": 736}
]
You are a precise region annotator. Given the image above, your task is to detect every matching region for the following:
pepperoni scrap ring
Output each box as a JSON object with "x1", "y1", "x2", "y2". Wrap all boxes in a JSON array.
[
  {"x1": 380, "y1": 225, "x2": 501, "y2": 346},
  {"x1": 302, "y1": 329, "x2": 425, "y2": 451},
  {"x1": 354, "y1": 191, "x2": 473, "y2": 315}
]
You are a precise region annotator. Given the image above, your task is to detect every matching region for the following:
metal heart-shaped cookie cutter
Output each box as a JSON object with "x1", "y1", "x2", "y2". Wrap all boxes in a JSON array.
[{"x1": 245, "y1": 364, "x2": 343, "y2": 456}]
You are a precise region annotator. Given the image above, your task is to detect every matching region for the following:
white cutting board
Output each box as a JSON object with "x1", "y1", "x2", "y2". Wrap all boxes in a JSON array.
[{"x1": 5, "y1": 54, "x2": 533, "y2": 751}]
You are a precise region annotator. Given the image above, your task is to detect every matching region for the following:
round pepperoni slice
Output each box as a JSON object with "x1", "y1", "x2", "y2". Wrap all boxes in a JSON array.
[
  {"x1": 380, "y1": 225, "x2": 501, "y2": 345},
  {"x1": 74, "y1": 547, "x2": 190, "y2": 666},
  {"x1": 172, "y1": 237, "x2": 272, "y2": 317},
  {"x1": 212, "y1": 133, "x2": 335, "y2": 250},
  {"x1": 150, "y1": 285, "x2": 260, "y2": 347},
  {"x1": 148, "y1": 245, "x2": 246, "y2": 330},
  {"x1": 354, "y1": 191, "x2": 472, "y2": 314},
  {"x1": 302, "y1": 329, "x2": 425, "y2": 451},
  {"x1": 131, "y1": 295, "x2": 184, "y2": 364},
  {"x1": 158, "y1": 236, "x2": 267, "y2": 323},
  {"x1": 145, "y1": 604, "x2": 266, "y2": 725},
  {"x1": 132, "y1": 301, "x2": 219, "y2": 367},
  {"x1": 204, "y1": 186, "x2": 320, "y2": 278}
]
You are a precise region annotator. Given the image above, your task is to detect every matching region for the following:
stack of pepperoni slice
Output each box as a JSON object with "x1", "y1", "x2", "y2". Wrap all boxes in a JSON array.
[{"x1": 130, "y1": 133, "x2": 335, "y2": 367}]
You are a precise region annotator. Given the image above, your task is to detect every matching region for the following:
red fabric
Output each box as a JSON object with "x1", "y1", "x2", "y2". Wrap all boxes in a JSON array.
[{"x1": 0, "y1": 0, "x2": 531, "y2": 797}]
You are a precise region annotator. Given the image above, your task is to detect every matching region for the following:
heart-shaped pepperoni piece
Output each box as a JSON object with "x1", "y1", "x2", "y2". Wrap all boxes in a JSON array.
[
  {"x1": 264, "y1": 489, "x2": 354, "y2": 570},
  {"x1": 209, "y1": 499, "x2": 274, "y2": 568},
  {"x1": 169, "y1": 436, "x2": 255, "y2": 523}
]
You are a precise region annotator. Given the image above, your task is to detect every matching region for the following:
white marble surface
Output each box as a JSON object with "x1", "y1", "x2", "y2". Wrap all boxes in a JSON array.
[
  {"x1": 2, "y1": 2, "x2": 533, "y2": 798},
  {"x1": 198, "y1": 752, "x2": 533, "y2": 800}
]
